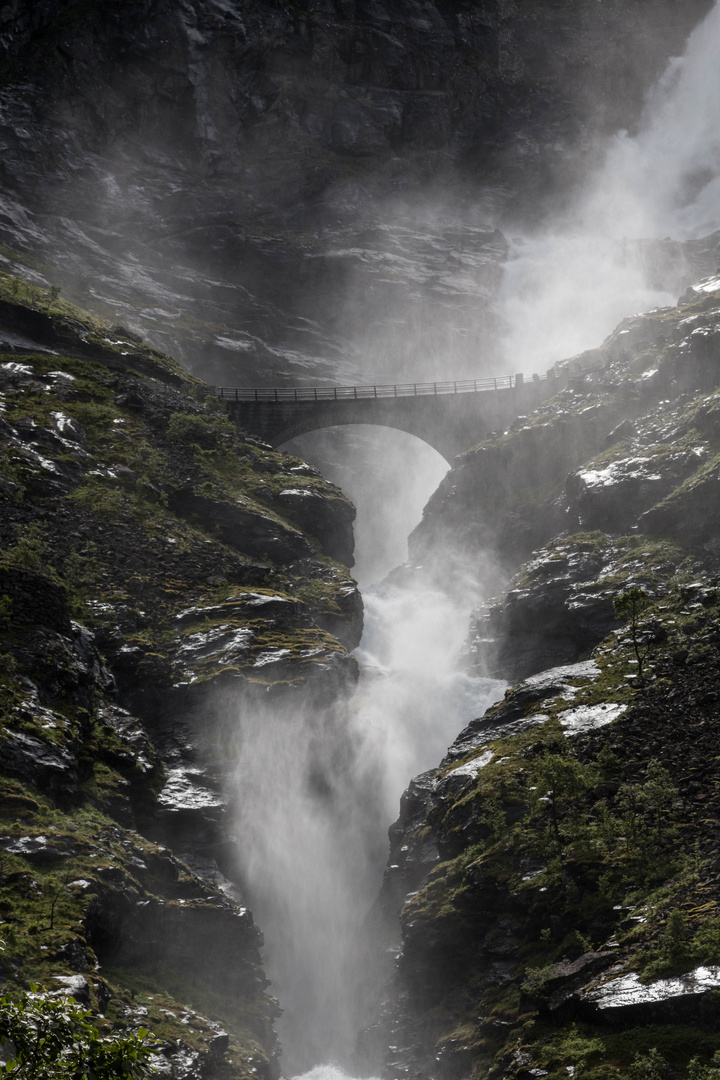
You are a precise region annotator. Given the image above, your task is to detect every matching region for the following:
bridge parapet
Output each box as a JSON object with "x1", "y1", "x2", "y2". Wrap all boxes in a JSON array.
[{"x1": 222, "y1": 370, "x2": 565, "y2": 461}]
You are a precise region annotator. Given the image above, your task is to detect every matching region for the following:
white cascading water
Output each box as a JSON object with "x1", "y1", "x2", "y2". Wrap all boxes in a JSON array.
[
  {"x1": 231, "y1": 478, "x2": 505, "y2": 1074},
  {"x1": 230, "y1": 3, "x2": 720, "y2": 1077},
  {"x1": 499, "y1": 0, "x2": 720, "y2": 374}
]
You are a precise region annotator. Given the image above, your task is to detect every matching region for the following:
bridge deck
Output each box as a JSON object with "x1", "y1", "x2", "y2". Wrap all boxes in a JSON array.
[{"x1": 217, "y1": 374, "x2": 545, "y2": 403}]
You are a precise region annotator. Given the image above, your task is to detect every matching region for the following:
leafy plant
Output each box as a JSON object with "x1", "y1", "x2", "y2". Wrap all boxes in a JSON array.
[
  {"x1": 61, "y1": 545, "x2": 102, "y2": 615},
  {"x1": 687, "y1": 1052, "x2": 720, "y2": 1080},
  {"x1": 520, "y1": 963, "x2": 555, "y2": 1001},
  {"x1": 0, "y1": 595, "x2": 12, "y2": 628},
  {"x1": 630, "y1": 1047, "x2": 670, "y2": 1080},
  {"x1": 640, "y1": 910, "x2": 691, "y2": 981},
  {"x1": 0, "y1": 524, "x2": 50, "y2": 574},
  {"x1": 0, "y1": 987, "x2": 156, "y2": 1078}
]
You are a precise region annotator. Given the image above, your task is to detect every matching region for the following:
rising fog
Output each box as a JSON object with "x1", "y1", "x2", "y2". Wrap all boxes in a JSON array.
[
  {"x1": 497, "y1": 1, "x2": 720, "y2": 373},
  {"x1": 232, "y1": 4, "x2": 720, "y2": 1075},
  {"x1": 4, "y1": 1, "x2": 719, "y2": 1076}
]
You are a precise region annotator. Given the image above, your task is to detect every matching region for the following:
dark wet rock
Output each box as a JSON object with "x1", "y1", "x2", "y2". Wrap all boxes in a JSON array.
[
  {"x1": 409, "y1": 403, "x2": 629, "y2": 592},
  {"x1": 153, "y1": 764, "x2": 227, "y2": 849},
  {"x1": 98, "y1": 894, "x2": 266, "y2": 1001},
  {"x1": 52, "y1": 938, "x2": 92, "y2": 972},
  {"x1": 0, "y1": 567, "x2": 71, "y2": 635},
  {"x1": 51, "y1": 409, "x2": 87, "y2": 445},
  {"x1": 463, "y1": 532, "x2": 670, "y2": 681},
  {"x1": 179, "y1": 854, "x2": 245, "y2": 907},
  {"x1": 0, "y1": 731, "x2": 78, "y2": 793},
  {"x1": 168, "y1": 487, "x2": 315, "y2": 564},
  {"x1": 382, "y1": 769, "x2": 442, "y2": 921},
  {"x1": 0, "y1": 300, "x2": 184, "y2": 386},
  {"x1": 310, "y1": 580, "x2": 364, "y2": 650},
  {"x1": 173, "y1": 593, "x2": 302, "y2": 629},
  {"x1": 380, "y1": 659, "x2": 604, "y2": 933},
  {"x1": 171, "y1": 624, "x2": 255, "y2": 679},
  {"x1": 0, "y1": 832, "x2": 74, "y2": 863},
  {"x1": 467, "y1": 552, "x2": 621, "y2": 682},
  {"x1": 268, "y1": 486, "x2": 355, "y2": 565},
  {"x1": 96, "y1": 705, "x2": 155, "y2": 774},
  {"x1": 639, "y1": 463, "x2": 720, "y2": 553},
  {"x1": 679, "y1": 269, "x2": 720, "y2": 306},
  {"x1": 0, "y1": 0, "x2": 711, "y2": 387},
  {"x1": 524, "y1": 951, "x2": 619, "y2": 1014},
  {"x1": 51, "y1": 974, "x2": 90, "y2": 1004},
  {"x1": 0, "y1": 360, "x2": 36, "y2": 387},
  {"x1": 446, "y1": 661, "x2": 601, "y2": 764},
  {"x1": 565, "y1": 450, "x2": 702, "y2": 533}
]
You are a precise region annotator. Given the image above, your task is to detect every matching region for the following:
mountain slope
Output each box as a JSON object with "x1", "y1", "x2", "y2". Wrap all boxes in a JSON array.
[
  {"x1": 379, "y1": 273, "x2": 720, "y2": 1080},
  {"x1": 0, "y1": 275, "x2": 361, "y2": 1080}
]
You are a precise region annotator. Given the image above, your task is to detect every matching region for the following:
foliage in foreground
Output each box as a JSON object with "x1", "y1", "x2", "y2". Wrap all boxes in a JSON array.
[{"x1": 0, "y1": 986, "x2": 156, "y2": 1079}]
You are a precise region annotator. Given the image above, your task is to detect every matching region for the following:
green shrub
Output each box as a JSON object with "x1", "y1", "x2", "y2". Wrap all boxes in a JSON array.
[
  {"x1": 166, "y1": 413, "x2": 235, "y2": 450},
  {"x1": 0, "y1": 524, "x2": 49, "y2": 573},
  {"x1": 0, "y1": 985, "x2": 156, "y2": 1078},
  {"x1": 630, "y1": 1048, "x2": 670, "y2": 1080}
]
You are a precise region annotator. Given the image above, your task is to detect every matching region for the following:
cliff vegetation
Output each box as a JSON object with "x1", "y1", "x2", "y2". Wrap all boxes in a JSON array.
[
  {"x1": 383, "y1": 271, "x2": 720, "y2": 1080},
  {"x1": 0, "y1": 275, "x2": 361, "y2": 1080}
]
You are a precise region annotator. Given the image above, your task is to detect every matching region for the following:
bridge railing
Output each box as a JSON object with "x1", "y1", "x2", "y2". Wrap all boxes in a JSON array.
[{"x1": 217, "y1": 375, "x2": 538, "y2": 402}]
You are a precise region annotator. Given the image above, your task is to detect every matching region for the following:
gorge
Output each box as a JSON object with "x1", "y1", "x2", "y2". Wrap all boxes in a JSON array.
[{"x1": 2, "y1": 3, "x2": 720, "y2": 1080}]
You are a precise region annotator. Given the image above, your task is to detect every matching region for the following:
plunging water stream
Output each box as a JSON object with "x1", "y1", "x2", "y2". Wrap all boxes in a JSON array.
[
  {"x1": 229, "y1": 3, "x2": 720, "y2": 1075},
  {"x1": 232, "y1": 428, "x2": 505, "y2": 1075}
]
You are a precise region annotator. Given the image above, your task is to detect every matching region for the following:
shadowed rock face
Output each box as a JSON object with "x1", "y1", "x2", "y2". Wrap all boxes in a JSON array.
[
  {"x1": 0, "y1": 0, "x2": 712, "y2": 386},
  {"x1": 377, "y1": 275, "x2": 720, "y2": 1080},
  {"x1": 2, "y1": 5, "x2": 720, "y2": 1077},
  {"x1": 0, "y1": 293, "x2": 362, "y2": 1080}
]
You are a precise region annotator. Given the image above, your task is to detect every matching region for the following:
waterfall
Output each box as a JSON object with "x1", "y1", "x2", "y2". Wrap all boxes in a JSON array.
[
  {"x1": 227, "y1": 2, "x2": 720, "y2": 1075},
  {"x1": 498, "y1": 0, "x2": 720, "y2": 374},
  {"x1": 231, "y1": 572, "x2": 504, "y2": 1075}
]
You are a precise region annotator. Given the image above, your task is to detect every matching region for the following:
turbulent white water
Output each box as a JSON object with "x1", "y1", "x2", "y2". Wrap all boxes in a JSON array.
[
  {"x1": 232, "y1": 573, "x2": 504, "y2": 1075},
  {"x1": 499, "y1": 0, "x2": 720, "y2": 375},
  {"x1": 229, "y1": 2, "x2": 720, "y2": 1076},
  {"x1": 293, "y1": 1065, "x2": 382, "y2": 1080}
]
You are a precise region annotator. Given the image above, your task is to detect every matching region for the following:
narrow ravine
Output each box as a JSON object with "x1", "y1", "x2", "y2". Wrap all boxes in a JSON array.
[
  {"x1": 228, "y1": 1, "x2": 720, "y2": 1074},
  {"x1": 230, "y1": 444, "x2": 505, "y2": 1076}
]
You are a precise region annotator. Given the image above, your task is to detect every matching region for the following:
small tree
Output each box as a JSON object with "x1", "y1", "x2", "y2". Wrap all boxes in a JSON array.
[
  {"x1": 0, "y1": 987, "x2": 156, "y2": 1078},
  {"x1": 614, "y1": 586, "x2": 653, "y2": 680},
  {"x1": 528, "y1": 742, "x2": 598, "y2": 873}
]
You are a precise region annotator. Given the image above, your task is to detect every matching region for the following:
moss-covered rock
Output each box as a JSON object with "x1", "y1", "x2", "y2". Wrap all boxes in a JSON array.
[
  {"x1": 0, "y1": 283, "x2": 362, "y2": 1079},
  {"x1": 381, "y1": 280, "x2": 720, "y2": 1080}
]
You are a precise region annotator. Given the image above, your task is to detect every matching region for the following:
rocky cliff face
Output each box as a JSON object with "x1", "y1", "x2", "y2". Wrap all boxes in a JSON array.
[
  {"x1": 0, "y1": 274, "x2": 361, "y2": 1079},
  {"x1": 2, "y1": 3, "x2": 720, "y2": 1077},
  {"x1": 0, "y1": 0, "x2": 712, "y2": 387},
  {"x1": 380, "y1": 272, "x2": 720, "y2": 1080}
]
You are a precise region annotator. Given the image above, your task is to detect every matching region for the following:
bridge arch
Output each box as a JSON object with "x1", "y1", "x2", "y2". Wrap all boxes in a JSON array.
[
  {"x1": 282, "y1": 423, "x2": 450, "y2": 583},
  {"x1": 265, "y1": 405, "x2": 457, "y2": 463}
]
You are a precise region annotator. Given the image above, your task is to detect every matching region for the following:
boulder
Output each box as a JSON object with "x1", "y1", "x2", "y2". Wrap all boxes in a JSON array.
[{"x1": 567, "y1": 966, "x2": 720, "y2": 1026}]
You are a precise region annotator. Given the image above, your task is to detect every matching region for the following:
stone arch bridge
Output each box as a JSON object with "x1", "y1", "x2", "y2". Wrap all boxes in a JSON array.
[{"x1": 220, "y1": 372, "x2": 566, "y2": 462}]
